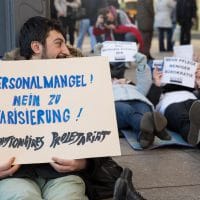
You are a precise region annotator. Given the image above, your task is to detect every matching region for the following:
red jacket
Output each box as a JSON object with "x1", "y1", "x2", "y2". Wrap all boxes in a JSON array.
[{"x1": 93, "y1": 25, "x2": 144, "y2": 52}]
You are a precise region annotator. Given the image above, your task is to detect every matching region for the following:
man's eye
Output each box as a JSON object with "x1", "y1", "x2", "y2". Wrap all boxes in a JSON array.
[{"x1": 55, "y1": 42, "x2": 62, "y2": 46}]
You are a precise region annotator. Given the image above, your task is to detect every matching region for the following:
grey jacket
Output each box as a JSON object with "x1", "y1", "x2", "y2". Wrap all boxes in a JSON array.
[{"x1": 112, "y1": 53, "x2": 154, "y2": 109}]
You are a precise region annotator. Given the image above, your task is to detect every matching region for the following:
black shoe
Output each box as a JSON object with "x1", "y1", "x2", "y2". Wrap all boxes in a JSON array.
[
  {"x1": 187, "y1": 101, "x2": 200, "y2": 145},
  {"x1": 113, "y1": 168, "x2": 147, "y2": 200}
]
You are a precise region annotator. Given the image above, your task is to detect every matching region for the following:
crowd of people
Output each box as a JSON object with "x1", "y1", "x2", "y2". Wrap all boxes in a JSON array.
[{"x1": 0, "y1": 0, "x2": 199, "y2": 199}]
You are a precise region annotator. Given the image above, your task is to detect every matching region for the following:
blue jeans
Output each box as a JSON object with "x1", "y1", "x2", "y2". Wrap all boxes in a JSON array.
[
  {"x1": 76, "y1": 19, "x2": 96, "y2": 51},
  {"x1": 115, "y1": 100, "x2": 152, "y2": 136}
]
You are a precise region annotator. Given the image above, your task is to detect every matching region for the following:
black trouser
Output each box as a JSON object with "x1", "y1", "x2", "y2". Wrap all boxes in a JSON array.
[
  {"x1": 59, "y1": 16, "x2": 76, "y2": 45},
  {"x1": 164, "y1": 99, "x2": 195, "y2": 141},
  {"x1": 180, "y1": 23, "x2": 192, "y2": 45}
]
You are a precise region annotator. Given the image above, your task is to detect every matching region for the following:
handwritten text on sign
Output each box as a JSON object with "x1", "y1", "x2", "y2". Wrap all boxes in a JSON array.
[
  {"x1": 101, "y1": 41, "x2": 137, "y2": 62},
  {"x1": 161, "y1": 57, "x2": 197, "y2": 88},
  {"x1": 0, "y1": 57, "x2": 121, "y2": 164}
]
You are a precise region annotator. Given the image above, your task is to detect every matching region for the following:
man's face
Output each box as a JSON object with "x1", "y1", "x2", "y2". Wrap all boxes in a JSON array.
[{"x1": 42, "y1": 30, "x2": 71, "y2": 59}]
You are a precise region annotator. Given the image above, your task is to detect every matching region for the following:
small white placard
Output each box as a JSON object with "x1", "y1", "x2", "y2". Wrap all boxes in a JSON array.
[
  {"x1": 161, "y1": 57, "x2": 197, "y2": 88},
  {"x1": 173, "y1": 45, "x2": 193, "y2": 60},
  {"x1": 152, "y1": 60, "x2": 164, "y2": 70},
  {"x1": 101, "y1": 41, "x2": 137, "y2": 62}
]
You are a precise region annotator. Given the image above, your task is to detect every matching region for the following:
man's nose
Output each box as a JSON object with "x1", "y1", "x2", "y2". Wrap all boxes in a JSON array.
[{"x1": 62, "y1": 44, "x2": 70, "y2": 55}]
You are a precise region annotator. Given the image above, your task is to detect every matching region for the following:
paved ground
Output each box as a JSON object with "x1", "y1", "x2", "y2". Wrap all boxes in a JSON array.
[{"x1": 79, "y1": 33, "x2": 200, "y2": 200}]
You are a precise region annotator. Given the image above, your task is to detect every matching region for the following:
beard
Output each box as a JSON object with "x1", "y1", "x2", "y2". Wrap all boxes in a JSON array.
[{"x1": 41, "y1": 47, "x2": 72, "y2": 59}]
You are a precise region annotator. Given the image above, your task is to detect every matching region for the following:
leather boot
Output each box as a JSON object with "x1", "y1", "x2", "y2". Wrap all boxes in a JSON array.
[{"x1": 113, "y1": 168, "x2": 147, "y2": 200}]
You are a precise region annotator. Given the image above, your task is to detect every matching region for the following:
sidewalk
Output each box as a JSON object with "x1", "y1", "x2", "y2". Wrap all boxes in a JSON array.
[{"x1": 79, "y1": 35, "x2": 200, "y2": 200}]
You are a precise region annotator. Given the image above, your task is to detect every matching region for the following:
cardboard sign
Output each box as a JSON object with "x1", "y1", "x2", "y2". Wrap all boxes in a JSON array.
[
  {"x1": 161, "y1": 57, "x2": 197, "y2": 88},
  {"x1": 0, "y1": 57, "x2": 121, "y2": 164},
  {"x1": 173, "y1": 45, "x2": 193, "y2": 60},
  {"x1": 101, "y1": 41, "x2": 137, "y2": 62}
]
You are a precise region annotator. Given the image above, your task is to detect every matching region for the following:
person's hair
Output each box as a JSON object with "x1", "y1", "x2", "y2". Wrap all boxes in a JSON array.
[
  {"x1": 98, "y1": 6, "x2": 117, "y2": 24},
  {"x1": 19, "y1": 16, "x2": 66, "y2": 59}
]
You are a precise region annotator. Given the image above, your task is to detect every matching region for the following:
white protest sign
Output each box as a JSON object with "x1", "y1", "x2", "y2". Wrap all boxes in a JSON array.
[
  {"x1": 173, "y1": 45, "x2": 193, "y2": 60},
  {"x1": 152, "y1": 60, "x2": 164, "y2": 71},
  {"x1": 101, "y1": 41, "x2": 137, "y2": 62},
  {"x1": 161, "y1": 57, "x2": 197, "y2": 88},
  {"x1": 0, "y1": 57, "x2": 121, "y2": 164}
]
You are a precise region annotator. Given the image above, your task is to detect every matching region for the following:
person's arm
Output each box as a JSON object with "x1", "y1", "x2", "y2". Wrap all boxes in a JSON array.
[
  {"x1": 147, "y1": 67, "x2": 163, "y2": 106},
  {"x1": 0, "y1": 157, "x2": 21, "y2": 179},
  {"x1": 54, "y1": 0, "x2": 65, "y2": 16},
  {"x1": 134, "y1": 53, "x2": 152, "y2": 96},
  {"x1": 66, "y1": 0, "x2": 81, "y2": 8}
]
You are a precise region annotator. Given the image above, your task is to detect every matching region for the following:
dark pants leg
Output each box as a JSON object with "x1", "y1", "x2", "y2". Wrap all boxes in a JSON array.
[
  {"x1": 164, "y1": 99, "x2": 194, "y2": 141},
  {"x1": 180, "y1": 23, "x2": 192, "y2": 45},
  {"x1": 141, "y1": 31, "x2": 153, "y2": 58},
  {"x1": 158, "y1": 28, "x2": 165, "y2": 51},
  {"x1": 166, "y1": 28, "x2": 173, "y2": 51},
  {"x1": 115, "y1": 100, "x2": 152, "y2": 136},
  {"x1": 65, "y1": 17, "x2": 76, "y2": 45}
]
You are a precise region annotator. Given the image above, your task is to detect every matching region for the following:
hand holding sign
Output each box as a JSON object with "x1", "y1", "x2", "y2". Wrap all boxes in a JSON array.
[
  {"x1": 0, "y1": 157, "x2": 20, "y2": 179},
  {"x1": 50, "y1": 158, "x2": 86, "y2": 173}
]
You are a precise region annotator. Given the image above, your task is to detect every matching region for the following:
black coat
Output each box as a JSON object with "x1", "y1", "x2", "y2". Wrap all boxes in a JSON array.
[{"x1": 176, "y1": 0, "x2": 197, "y2": 26}]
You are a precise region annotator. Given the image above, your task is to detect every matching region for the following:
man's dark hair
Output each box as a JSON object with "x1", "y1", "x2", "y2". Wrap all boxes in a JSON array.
[{"x1": 19, "y1": 16, "x2": 66, "y2": 59}]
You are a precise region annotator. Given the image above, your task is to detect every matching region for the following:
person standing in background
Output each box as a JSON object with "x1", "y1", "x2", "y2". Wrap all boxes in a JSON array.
[
  {"x1": 154, "y1": 0, "x2": 176, "y2": 52},
  {"x1": 54, "y1": 0, "x2": 81, "y2": 45},
  {"x1": 176, "y1": 0, "x2": 197, "y2": 45},
  {"x1": 136, "y1": 0, "x2": 154, "y2": 60},
  {"x1": 76, "y1": 0, "x2": 97, "y2": 53}
]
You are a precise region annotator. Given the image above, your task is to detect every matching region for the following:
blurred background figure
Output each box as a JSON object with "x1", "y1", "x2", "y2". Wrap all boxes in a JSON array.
[
  {"x1": 54, "y1": 0, "x2": 81, "y2": 46},
  {"x1": 93, "y1": 5, "x2": 144, "y2": 52},
  {"x1": 107, "y1": 0, "x2": 120, "y2": 9},
  {"x1": 76, "y1": 0, "x2": 108, "y2": 51},
  {"x1": 176, "y1": 0, "x2": 197, "y2": 45},
  {"x1": 136, "y1": 0, "x2": 154, "y2": 60},
  {"x1": 154, "y1": 0, "x2": 176, "y2": 52}
]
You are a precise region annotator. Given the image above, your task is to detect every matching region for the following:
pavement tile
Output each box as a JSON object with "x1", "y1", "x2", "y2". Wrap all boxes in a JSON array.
[
  {"x1": 139, "y1": 185, "x2": 200, "y2": 200},
  {"x1": 113, "y1": 150, "x2": 200, "y2": 189}
]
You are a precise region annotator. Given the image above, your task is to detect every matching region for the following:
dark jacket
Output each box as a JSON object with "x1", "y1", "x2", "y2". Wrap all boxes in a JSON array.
[
  {"x1": 176, "y1": 0, "x2": 197, "y2": 25},
  {"x1": 147, "y1": 83, "x2": 198, "y2": 107},
  {"x1": 136, "y1": 0, "x2": 154, "y2": 32},
  {"x1": 81, "y1": 0, "x2": 108, "y2": 25}
]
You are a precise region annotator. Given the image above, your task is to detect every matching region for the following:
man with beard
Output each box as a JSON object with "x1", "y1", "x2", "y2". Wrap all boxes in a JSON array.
[
  {"x1": 1, "y1": 16, "x2": 147, "y2": 200},
  {"x1": 0, "y1": 16, "x2": 89, "y2": 200}
]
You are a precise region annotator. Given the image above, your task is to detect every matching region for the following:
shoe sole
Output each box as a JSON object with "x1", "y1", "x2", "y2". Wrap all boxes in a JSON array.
[
  {"x1": 152, "y1": 112, "x2": 167, "y2": 132},
  {"x1": 188, "y1": 101, "x2": 200, "y2": 145},
  {"x1": 140, "y1": 112, "x2": 154, "y2": 133}
]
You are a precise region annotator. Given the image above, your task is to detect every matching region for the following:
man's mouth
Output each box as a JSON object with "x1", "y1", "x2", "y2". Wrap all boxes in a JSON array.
[{"x1": 56, "y1": 54, "x2": 73, "y2": 59}]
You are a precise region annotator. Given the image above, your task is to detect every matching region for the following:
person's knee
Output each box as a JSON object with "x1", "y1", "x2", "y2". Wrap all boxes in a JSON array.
[
  {"x1": 43, "y1": 175, "x2": 88, "y2": 200},
  {"x1": 0, "y1": 178, "x2": 41, "y2": 200}
]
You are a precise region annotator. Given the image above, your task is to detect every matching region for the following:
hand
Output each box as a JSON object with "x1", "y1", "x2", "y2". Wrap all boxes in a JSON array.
[
  {"x1": 58, "y1": 12, "x2": 65, "y2": 17},
  {"x1": 0, "y1": 157, "x2": 21, "y2": 179},
  {"x1": 153, "y1": 67, "x2": 163, "y2": 87},
  {"x1": 96, "y1": 15, "x2": 104, "y2": 27},
  {"x1": 195, "y1": 63, "x2": 200, "y2": 88},
  {"x1": 50, "y1": 158, "x2": 87, "y2": 173},
  {"x1": 105, "y1": 24, "x2": 116, "y2": 30}
]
